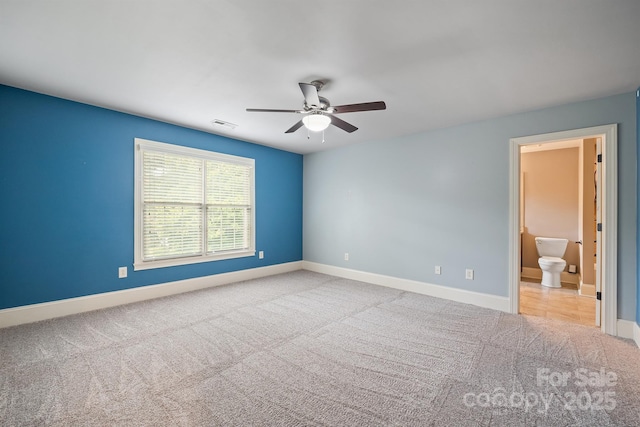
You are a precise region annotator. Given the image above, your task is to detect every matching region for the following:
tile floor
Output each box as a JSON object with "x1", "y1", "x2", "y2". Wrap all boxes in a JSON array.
[{"x1": 519, "y1": 280, "x2": 597, "y2": 327}]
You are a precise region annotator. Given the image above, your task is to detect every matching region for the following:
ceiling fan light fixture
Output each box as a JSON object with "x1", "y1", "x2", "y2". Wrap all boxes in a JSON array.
[{"x1": 302, "y1": 114, "x2": 331, "y2": 132}]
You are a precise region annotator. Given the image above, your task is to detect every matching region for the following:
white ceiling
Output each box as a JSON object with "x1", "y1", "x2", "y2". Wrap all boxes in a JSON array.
[{"x1": 1, "y1": 1, "x2": 639, "y2": 155}]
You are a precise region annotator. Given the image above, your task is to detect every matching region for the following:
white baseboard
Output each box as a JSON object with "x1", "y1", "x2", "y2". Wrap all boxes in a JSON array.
[
  {"x1": 0, "y1": 261, "x2": 303, "y2": 329},
  {"x1": 616, "y1": 319, "x2": 637, "y2": 342},
  {"x1": 301, "y1": 261, "x2": 510, "y2": 313},
  {"x1": 633, "y1": 322, "x2": 640, "y2": 349}
]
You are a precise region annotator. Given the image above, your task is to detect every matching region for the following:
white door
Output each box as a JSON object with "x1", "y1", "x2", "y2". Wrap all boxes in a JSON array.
[{"x1": 595, "y1": 138, "x2": 602, "y2": 326}]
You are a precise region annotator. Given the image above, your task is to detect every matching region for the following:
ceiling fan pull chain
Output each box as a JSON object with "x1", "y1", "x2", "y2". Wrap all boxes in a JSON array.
[{"x1": 307, "y1": 128, "x2": 310, "y2": 140}]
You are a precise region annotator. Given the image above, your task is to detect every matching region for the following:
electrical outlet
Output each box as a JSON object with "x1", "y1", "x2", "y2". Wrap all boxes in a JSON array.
[
  {"x1": 435, "y1": 265, "x2": 441, "y2": 275},
  {"x1": 465, "y1": 269, "x2": 474, "y2": 280},
  {"x1": 259, "y1": 251, "x2": 264, "y2": 259},
  {"x1": 344, "y1": 253, "x2": 349, "y2": 261},
  {"x1": 118, "y1": 266, "x2": 127, "y2": 279}
]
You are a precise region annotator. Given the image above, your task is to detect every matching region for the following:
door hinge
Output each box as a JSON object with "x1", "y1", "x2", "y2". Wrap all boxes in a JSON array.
[
  {"x1": 597, "y1": 154, "x2": 602, "y2": 163},
  {"x1": 597, "y1": 223, "x2": 602, "y2": 232},
  {"x1": 596, "y1": 291, "x2": 601, "y2": 301}
]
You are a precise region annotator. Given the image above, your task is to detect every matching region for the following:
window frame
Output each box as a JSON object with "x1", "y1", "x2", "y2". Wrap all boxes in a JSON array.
[{"x1": 134, "y1": 138, "x2": 255, "y2": 271}]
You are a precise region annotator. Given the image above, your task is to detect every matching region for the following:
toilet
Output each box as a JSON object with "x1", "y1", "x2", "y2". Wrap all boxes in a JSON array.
[{"x1": 535, "y1": 237, "x2": 568, "y2": 288}]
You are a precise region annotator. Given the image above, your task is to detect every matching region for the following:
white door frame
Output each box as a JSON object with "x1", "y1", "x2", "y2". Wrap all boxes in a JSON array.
[
  {"x1": 595, "y1": 138, "x2": 603, "y2": 327},
  {"x1": 508, "y1": 124, "x2": 618, "y2": 335}
]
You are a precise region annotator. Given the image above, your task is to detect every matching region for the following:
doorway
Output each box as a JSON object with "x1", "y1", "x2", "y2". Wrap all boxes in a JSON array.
[
  {"x1": 519, "y1": 140, "x2": 596, "y2": 327},
  {"x1": 508, "y1": 124, "x2": 618, "y2": 335}
]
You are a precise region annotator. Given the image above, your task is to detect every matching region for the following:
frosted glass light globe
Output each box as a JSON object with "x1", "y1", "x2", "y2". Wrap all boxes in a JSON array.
[{"x1": 302, "y1": 114, "x2": 331, "y2": 132}]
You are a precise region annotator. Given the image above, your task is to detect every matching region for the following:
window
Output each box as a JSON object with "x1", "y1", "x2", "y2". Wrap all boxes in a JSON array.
[{"x1": 134, "y1": 138, "x2": 255, "y2": 270}]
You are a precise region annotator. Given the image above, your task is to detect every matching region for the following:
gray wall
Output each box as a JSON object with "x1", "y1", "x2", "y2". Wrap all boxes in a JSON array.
[{"x1": 303, "y1": 92, "x2": 637, "y2": 321}]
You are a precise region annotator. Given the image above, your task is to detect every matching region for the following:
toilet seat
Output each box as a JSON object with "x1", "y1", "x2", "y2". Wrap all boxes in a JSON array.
[{"x1": 539, "y1": 256, "x2": 565, "y2": 265}]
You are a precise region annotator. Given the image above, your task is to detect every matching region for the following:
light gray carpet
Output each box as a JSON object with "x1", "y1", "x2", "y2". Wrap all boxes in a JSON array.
[{"x1": 1, "y1": 271, "x2": 639, "y2": 426}]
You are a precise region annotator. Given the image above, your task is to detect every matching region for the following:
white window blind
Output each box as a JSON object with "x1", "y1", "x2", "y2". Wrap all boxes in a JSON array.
[
  {"x1": 134, "y1": 138, "x2": 255, "y2": 270},
  {"x1": 206, "y1": 162, "x2": 252, "y2": 253}
]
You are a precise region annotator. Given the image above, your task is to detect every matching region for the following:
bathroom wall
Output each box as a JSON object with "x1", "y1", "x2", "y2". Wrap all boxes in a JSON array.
[{"x1": 521, "y1": 147, "x2": 580, "y2": 272}]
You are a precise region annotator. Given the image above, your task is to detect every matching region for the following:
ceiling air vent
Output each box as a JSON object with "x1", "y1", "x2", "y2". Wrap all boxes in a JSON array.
[{"x1": 211, "y1": 119, "x2": 238, "y2": 130}]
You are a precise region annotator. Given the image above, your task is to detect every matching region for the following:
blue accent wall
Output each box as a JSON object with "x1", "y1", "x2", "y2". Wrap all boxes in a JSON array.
[{"x1": 0, "y1": 85, "x2": 303, "y2": 310}]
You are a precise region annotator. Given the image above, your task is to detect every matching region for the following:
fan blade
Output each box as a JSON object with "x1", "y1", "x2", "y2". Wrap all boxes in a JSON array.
[
  {"x1": 330, "y1": 116, "x2": 358, "y2": 133},
  {"x1": 299, "y1": 83, "x2": 321, "y2": 108},
  {"x1": 332, "y1": 101, "x2": 386, "y2": 114},
  {"x1": 246, "y1": 108, "x2": 303, "y2": 113},
  {"x1": 285, "y1": 120, "x2": 304, "y2": 133}
]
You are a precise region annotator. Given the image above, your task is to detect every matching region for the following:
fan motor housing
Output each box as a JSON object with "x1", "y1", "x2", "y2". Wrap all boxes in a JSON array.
[{"x1": 305, "y1": 96, "x2": 331, "y2": 111}]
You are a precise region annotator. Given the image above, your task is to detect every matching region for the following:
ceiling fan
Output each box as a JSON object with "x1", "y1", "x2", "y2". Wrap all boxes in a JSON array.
[{"x1": 246, "y1": 80, "x2": 386, "y2": 134}]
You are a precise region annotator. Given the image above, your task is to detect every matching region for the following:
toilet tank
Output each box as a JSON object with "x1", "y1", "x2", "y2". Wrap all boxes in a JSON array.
[{"x1": 535, "y1": 237, "x2": 568, "y2": 257}]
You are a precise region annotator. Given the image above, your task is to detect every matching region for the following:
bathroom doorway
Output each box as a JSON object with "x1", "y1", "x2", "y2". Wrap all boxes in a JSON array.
[
  {"x1": 519, "y1": 140, "x2": 596, "y2": 327},
  {"x1": 508, "y1": 125, "x2": 617, "y2": 335}
]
